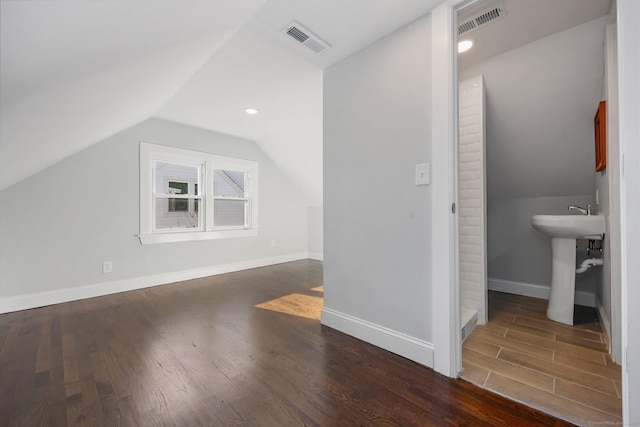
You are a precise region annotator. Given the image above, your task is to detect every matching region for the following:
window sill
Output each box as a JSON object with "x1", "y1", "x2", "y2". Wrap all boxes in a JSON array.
[{"x1": 138, "y1": 228, "x2": 258, "y2": 245}]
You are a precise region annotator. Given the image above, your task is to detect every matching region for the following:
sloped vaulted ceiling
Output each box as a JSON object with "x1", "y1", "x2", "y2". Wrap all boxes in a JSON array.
[
  {"x1": 154, "y1": 26, "x2": 325, "y2": 205},
  {"x1": 0, "y1": 0, "x2": 442, "y2": 200},
  {"x1": 0, "y1": 0, "x2": 266, "y2": 190},
  {"x1": 1, "y1": 0, "x2": 608, "y2": 202}
]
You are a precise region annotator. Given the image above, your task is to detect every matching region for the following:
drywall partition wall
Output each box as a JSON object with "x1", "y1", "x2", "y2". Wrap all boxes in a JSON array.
[
  {"x1": 458, "y1": 75, "x2": 487, "y2": 325},
  {"x1": 618, "y1": 0, "x2": 640, "y2": 421},
  {"x1": 595, "y1": 0, "x2": 621, "y2": 364},
  {"x1": 323, "y1": 14, "x2": 433, "y2": 366},
  {"x1": 0, "y1": 119, "x2": 309, "y2": 310}
]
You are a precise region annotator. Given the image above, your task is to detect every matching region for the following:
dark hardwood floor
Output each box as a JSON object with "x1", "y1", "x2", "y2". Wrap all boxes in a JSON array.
[{"x1": 0, "y1": 260, "x2": 571, "y2": 426}]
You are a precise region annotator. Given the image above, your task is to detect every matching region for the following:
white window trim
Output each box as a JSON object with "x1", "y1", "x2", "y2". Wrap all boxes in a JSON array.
[{"x1": 139, "y1": 142, "x2": 259, "y2": 245}]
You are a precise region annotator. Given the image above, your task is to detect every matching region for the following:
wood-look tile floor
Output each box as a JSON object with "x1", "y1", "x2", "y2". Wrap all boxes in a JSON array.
[{"x1": 461, "y1": 291, "x2": 622, "y2": 426}]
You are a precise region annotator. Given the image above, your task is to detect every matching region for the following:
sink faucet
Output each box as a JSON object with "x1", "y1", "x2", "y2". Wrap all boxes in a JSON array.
[{"x1": 568, "y1": 204, "x2": 591, "y2": 215}]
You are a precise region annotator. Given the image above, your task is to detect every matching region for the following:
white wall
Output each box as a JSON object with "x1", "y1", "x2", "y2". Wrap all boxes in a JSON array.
[
  {"x1": 458, "y1": 75, "x2": 487, "y2": 324},
  {"x1": 594, "y1": 2, "x2": 621, "y2": 362},
  {"x1": 307, "y1": 206, "x2": 323, "y2": 260},
  {"x1": 322, "y1": 14, "x2": 433, "y2": 365},
  {"x1": 618, "y1": 0, "x2": 640, "y2": 422},
  {"x1": 0, "y1": 119, "x2": 310, "y2": 310}
]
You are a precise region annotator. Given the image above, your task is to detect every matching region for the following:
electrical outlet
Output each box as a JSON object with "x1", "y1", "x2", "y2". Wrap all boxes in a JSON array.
[
  {"x1": 102, "y1": 261, "x2": 113, "y2": 274},
  {"x1": 271, "y1": 240, "x2": 277, "y2": 248}
]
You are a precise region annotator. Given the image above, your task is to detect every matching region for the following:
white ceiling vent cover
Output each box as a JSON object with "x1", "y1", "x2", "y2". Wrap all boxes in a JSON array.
[
  {"x1": 282, "y1": 21, "x2": 331, "y2": 53},
  {"x1": 458, "y1": 2, "x2": 506, "y2": 36}
]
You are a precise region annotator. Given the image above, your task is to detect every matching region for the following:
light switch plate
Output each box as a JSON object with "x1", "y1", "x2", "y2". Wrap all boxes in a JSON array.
[{"x1": 415, "y1": 163, "x2": 430, "y2": 185}]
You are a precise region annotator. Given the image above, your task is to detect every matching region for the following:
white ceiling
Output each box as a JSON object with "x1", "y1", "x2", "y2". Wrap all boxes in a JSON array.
[
  {"x1": 0, "y1": 0, "x2": 611, "y2": 204},
  {"x1": 0, "y1": 0, "x2": 441, "y2": 201},
  {"x1": 457, "y1": 0, "x2": 611, "y2": 69},
  {"x1": 461, "y1": 16, "x2": 608, "y2": 199},
  {"x1": 0, "y1": 0, "x2": 266, "y2": 191},
  {"x1": 457, "y1": 0, "x2": 611, "y2": 201}
]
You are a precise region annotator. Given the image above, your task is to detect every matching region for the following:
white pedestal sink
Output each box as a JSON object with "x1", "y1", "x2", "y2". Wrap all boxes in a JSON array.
[{"x1": 531, "y1": 215, "x2": 604, "y2": 325}]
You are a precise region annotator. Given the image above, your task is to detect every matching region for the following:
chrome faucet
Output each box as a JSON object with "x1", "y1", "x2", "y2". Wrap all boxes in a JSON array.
[{"x1": 568, "y1": 204, "x2": 591, "y2": 215}]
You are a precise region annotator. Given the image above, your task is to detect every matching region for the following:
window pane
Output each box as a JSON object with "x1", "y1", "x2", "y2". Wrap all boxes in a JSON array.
[
  {"x1": 168, "y1": 181, "x2": 188, "y2": 194},
  {"x1": 214, "y1": 169, "x2": 245, "y2": 197},
  {"x1": 155, "y1": 199, "x2": 201, "y2": 230},
  {"x1": 214, "y1": 199, "x2": 246, "y2": 227},
  {"x1": 155, "y1": 162, "x2": 199, "y2": 195},
  {"x1": 167, "y1": 182, "x2": 188, "y2": 212},
  {"x1": 169, "y1": 198, "x2": 189, "y2": 212}
]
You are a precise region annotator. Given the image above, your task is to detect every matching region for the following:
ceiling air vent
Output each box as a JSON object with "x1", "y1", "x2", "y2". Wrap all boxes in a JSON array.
[
  {"x1": 458, "y1": 2, "x2": 506, "y2": 36},
  {"x1": 282, "y1": 21, "x2": 331, "y2": 54}
]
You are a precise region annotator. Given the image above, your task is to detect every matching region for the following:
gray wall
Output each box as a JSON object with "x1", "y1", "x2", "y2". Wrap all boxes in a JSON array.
[
  {"x1": 460, "y1": 17, "x2": 605, "y2": 201},
  {"x1": 487, "y1": 195, "x2": 596, "y2": 293},
  {"x1": 0, "y1": 118, "x2": 309, "y2": 299},
  {"x1": 307, "y1": 206, "x2": 323, "y2": 259},
  {"x1": 323, "y1": 15, "x2": 432, "y2": 341},
  {"x1": 460, "y1": 18, "x2": 606, "y2": 293}
]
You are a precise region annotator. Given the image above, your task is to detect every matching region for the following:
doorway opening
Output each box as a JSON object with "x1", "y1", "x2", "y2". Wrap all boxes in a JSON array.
[{"x1": 453, "y1": 0, "x2": 622, "y2": 424}]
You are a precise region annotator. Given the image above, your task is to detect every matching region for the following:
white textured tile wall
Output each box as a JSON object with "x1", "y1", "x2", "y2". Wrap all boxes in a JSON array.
[{"x1": 458, "y1": 75, "x2": 487, "y2": 324}]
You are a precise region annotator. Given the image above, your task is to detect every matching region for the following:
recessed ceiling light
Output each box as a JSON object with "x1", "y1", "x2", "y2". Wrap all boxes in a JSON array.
[
  {"x1": 458, "y1": 39, "x2": 474, "y2": 53},
  {"x1": 245, "y1": 108, "x2": 259, "y2": 115}
]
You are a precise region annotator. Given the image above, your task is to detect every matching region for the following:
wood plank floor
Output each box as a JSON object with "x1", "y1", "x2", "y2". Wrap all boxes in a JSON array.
[
  {"x1": 461, "y1": 291, "x2": 622, "y2": 426},
  {"x1": 1, "y1": 260, "x2": 571, "y2": 426}
]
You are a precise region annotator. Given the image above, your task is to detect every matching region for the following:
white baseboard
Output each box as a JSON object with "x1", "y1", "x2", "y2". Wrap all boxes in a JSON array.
[
  {"x1": 461, "y1": 307, "x2": 478, "y2": 343},
  {"x1": 321, "y1": 307, "x2": 434, "y2": 368},
  {"x1": 488, "y1": 278, "x2": 596, "y2": 308},
  {"x1": 0, "y1": 252, "x2": 311, "y2": 314},
  {"x1": 596, "y1": 297, "x2": 612, "y2": 353},
  {"x1": 308, "y1": 252, "x2": 324, "y2": 261}
]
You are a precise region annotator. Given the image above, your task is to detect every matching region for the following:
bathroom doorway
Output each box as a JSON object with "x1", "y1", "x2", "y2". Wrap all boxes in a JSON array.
[{"x1": 454, "y1": 0, "x2": 622, "y2": 424}]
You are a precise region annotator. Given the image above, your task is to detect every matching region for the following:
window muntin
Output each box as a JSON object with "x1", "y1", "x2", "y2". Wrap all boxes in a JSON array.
[{"x1": 139, "y1": 142, "x2": 258, "y2": 244}]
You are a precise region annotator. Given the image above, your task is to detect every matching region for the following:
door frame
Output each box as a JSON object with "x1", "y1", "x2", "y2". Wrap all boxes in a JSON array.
[{"x1": 430, "y1": 0, "x2": 635, "y2": 420}]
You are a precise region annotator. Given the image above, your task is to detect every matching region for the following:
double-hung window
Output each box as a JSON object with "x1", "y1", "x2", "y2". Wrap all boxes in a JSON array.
[{"x1": 139, "y1": 142, "x2": 258, "y2": 244}]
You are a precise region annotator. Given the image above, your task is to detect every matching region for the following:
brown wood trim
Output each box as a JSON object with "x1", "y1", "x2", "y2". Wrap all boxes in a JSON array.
[{"x1": 595, "y1": 100, "x2": 606, "y2": 172}]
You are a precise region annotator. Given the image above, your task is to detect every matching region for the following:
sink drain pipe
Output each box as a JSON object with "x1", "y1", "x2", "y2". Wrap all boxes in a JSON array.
[{"x1": 576, "y1": 258, "x2": 604, "y2": 273}]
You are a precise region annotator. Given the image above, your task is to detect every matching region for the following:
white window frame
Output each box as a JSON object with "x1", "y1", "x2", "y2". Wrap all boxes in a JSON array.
[
  {"x1": 212, "y1": 161, "x2": 253, "y2": 230},
  {"x1": 139, "y1": 142, "x2": 259, "y2": 245}
]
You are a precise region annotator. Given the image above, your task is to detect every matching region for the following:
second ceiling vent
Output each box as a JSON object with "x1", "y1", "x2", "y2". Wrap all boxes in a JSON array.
[
  {"x1": 458, "y1": 2, "x2": 506, "y2": 36},
  {"x1": 282, "y1": 21, "x2": 331, "y2": 54}
]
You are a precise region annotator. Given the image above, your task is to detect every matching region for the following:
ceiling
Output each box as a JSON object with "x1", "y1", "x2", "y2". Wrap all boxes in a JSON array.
[
  {"x1": 0, "y1": 0, "x2": 611, "y2": 204},
  {"x1": 456, "y1": 0, "x2": 611, "y2": 201},
  {"x1": 0, "y1": 0, "x2": 441, "y2": 202},
  {"x1": 457, "y1": 0, "x2": 611, "y2": 69}
]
